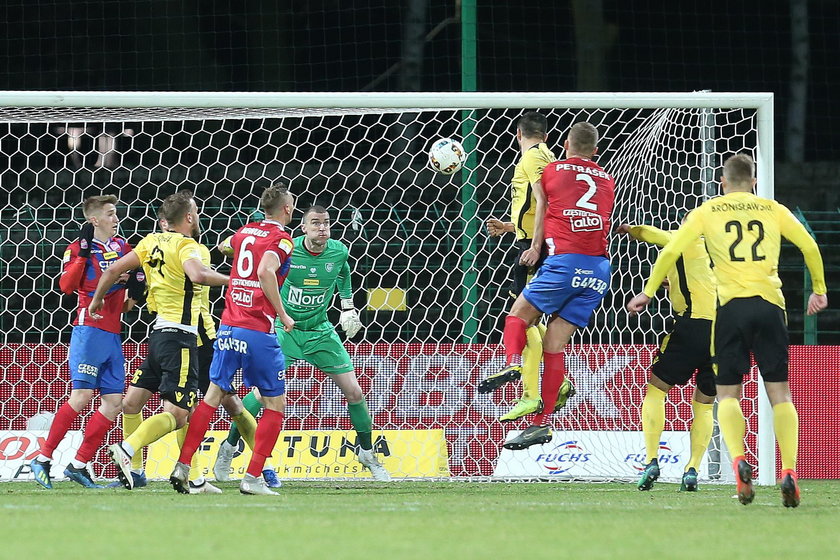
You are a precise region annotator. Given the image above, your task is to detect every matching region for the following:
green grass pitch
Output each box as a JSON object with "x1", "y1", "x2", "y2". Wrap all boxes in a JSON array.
[{"x1": 4, "y1": 480, "x2": 840, "y2": 559}]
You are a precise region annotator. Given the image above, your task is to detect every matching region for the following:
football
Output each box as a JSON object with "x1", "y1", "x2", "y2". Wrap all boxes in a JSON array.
[{"x1": 428, "y1": 137, "x2": 467, "y2": 175}]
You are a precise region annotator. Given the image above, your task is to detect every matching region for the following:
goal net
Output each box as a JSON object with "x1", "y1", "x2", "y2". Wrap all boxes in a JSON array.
[{"x1": 0, "y1": 92, "x2": 775, "y2": 484}]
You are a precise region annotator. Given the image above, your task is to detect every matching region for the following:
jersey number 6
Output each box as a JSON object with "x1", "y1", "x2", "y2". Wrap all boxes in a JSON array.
[{"x1": 236, "y1": 236, "x2": 257, "y2": 277}]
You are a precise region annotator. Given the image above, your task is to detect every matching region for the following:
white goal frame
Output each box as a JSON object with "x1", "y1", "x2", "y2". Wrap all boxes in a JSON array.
[{"x1": 0, "y1": 91, "x2": 775, "y2": 485}]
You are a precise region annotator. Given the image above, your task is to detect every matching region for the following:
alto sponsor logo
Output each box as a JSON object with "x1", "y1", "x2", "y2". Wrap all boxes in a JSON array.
[
  {"x1": 535, "y1": 440, "x2": 592, "y2": 474},
  {"x1": 570, "y1": 214, "x2": 603, "y2": 232},
  {"x1": 625, "y1": 441, "x2": 681, "y2": 471},
  {"x1": 231, "y1": 288, "x2": 253, "y2": 307}
]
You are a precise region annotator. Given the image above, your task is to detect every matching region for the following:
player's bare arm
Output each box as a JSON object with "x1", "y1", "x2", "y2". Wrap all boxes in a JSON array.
[
  {"x1": 257, "y1": 251, "x2": 294, "y2": 332},
  {"x1": 486, "y1": 218, "x2": 514, "y2": 237},
  {"x1": 183, "y1": 257, "x2": 229, "y2": 286},
  {"x1": 89, "y1": 251, "x2": 141, "y2": 318},
  {"x1": 520, "y1": 179, "x2": 546, "y2": 266}
]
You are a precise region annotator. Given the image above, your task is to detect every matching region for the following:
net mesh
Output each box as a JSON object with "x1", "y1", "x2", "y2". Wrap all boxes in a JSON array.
[{"x1": 0, "y1": 98, "x2": 762, "y2": 482}]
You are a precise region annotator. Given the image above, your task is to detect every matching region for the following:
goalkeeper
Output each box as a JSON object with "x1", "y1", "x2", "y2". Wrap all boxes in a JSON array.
[{"x1": 213, "y1": 205, "x2": 391, "y2": 482}]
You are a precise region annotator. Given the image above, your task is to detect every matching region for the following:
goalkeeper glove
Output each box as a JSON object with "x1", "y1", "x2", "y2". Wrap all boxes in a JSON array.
[
  {"x1": 339, "y1": 298, "x2": 362, "y2": 339},
  {"x1": 126, "y1": 269, "x2": 147, "y2": 302},
  {"x1": 77, "y1": 222, "x2": 95, "y2": 258}
]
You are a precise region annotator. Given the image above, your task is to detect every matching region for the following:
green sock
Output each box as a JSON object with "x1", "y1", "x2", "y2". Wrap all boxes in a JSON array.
[
  {"x1": 348, "y1": 399, "x2": 373, "y2": 450},
  {"x1": 226, "y1": 391, "x2": 264, "y2": 446}
]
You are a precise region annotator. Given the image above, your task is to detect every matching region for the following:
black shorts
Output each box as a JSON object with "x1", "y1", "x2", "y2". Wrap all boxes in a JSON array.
[
  {"x1": 651, "y1": 316, "x2": 716, "y2": 397},
  {"x1": 714, "y1": 296, "x2": 789, "y2": 385},
  {"x1": 510, "y1": 239, "x2": 547, "y2": 298},
  {"x1": 130, "y1": 328, "x2": 199, "y2": 410}
]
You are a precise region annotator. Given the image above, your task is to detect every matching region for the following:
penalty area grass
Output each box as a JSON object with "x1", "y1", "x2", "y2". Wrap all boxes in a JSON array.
[{"x1": 3, "y1": 479, "x2": 840, "y2": 560}]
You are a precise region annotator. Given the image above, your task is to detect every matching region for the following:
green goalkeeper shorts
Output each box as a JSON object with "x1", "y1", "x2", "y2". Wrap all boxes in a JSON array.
[{"x1": 276, "y1": 325, "x2": 355, "y2": 375}]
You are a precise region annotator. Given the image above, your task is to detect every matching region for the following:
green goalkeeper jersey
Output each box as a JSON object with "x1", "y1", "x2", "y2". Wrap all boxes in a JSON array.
[{"x1": 281, "y1": 236, "x2": 353, "y2": 330}]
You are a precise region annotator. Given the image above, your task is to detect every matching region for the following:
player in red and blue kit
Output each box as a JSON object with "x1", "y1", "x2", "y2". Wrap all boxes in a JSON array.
[
  {"x1": 31, "y1": 195, "x2": 144, "y2": 489},
  {"x1": 487, "y1": 122, "x2": 616, "y2": 450},
  {"x1": 170, "y1": 183, "x2": 296, "y2": 496}
]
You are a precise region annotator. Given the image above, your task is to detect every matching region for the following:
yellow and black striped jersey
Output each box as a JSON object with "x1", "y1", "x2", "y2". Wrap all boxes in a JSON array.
[
  {"x1": 644, "y1": 192, "x2": 827, "y2": 309},
  {"x1": 510, "y1": 142, "x2": 555, "y2": 240},
  {"x1": 630, "y1": 225, "x2": 716, "y2": 320},
  {"x1": 196, "y1": 243, "x2": 217, "y2": 344},
  {"x1": 133, "y1": 232, "x2": 204, "y2": 333}
]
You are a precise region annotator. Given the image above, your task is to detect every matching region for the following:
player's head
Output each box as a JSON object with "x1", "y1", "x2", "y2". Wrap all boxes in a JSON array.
[
  {"x1": 516, "y1": 112, "x2": 548, "y2": 144},
  {"x1": 564, "y1": 122, "x2": 599, "y2": 158},
  {"x1": 301, "y1": 205, "x2": 331, "y2": 249},
  {"x1": 721, "y1": 153, "x2": 756, "y2": 193},
  {"x1": 83, "y1": 195, "x2": 119, "y2": 238},
  {"x1": 160, "y1": 190, "x2": 200, "y2": 237},
  {"x1": 261, "y1": 181, "x2": 295, "y2": 225}
]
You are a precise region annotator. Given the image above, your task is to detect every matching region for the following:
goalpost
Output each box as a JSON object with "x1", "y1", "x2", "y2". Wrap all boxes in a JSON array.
[{"x1": 0, "y1": 91, "x2": 776, "y2": 485}]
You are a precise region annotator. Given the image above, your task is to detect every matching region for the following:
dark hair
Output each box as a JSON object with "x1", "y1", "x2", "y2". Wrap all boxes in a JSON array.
[
  {"x1": 261, "y1": 181, "x2": 292, "y2": 215},
  {"x1": 302, "y1": 205, "x2": 329, "y2": 221},
  {"x1": 568, "y1": 122, "x2": 598, "y2": 155},
  {"x1": 723, "y1": 153, "x2": 755, "y2": 186},
  {"x1": 83, "y1": 195, "x2": 118, "y2": 218},
  {"x1": 159, "y1": 190, "x2": 194, "y2": 225},
  {"x1": 517, "y1": 111, "x2": 548, "y2": 140}
]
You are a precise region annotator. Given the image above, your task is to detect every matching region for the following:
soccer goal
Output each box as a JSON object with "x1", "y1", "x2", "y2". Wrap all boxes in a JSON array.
[{"x1": 0, "y1": 91, "x2": 776, "y2": 485}]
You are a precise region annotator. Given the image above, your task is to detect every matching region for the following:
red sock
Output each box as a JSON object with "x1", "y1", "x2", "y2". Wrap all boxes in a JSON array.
[
  {"x1": 533, "y1": 351, "x2": 566, "y2": 425},
  {"x1": 246, "y1": 408, "x2": 284, "y2": 477},
  {"x1": 503, "y1": 316, "x2": 528, "y2": 365},
  {"x1": 41, "y1": 402, "x2": 81, "y2": 459},
  {"x1": 177, "y1": 401, "x2": 216, "y2": 464},
  {"x1": 74, "y1": 411, "x2": 113, "y2": 464}
]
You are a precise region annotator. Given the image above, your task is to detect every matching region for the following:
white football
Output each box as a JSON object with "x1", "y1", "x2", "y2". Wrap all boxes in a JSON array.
[{"x1": 428, "y1": 137, "x2": 467, "y2": 175}]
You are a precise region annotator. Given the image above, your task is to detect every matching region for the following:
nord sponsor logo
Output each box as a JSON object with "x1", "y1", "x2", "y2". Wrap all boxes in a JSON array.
[
  {"x1": 535, "y1": 440, "x2": 591, "y2": 474},
  {"x1": 625, "y1": 441, "x2": 681, "y2": 471},
  {"x1": 287, "y1": 286, "x2": 326, "y2": 307}
]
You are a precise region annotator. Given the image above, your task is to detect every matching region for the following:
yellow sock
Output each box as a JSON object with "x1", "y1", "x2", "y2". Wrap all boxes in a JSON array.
[
  {"x1": 687, "y1": 401, "x2": 714, "y2": 470},
  {"x1": 123, "y1": 412, "x2": 144, "y2": 471},
  {"x1": 126, "y1": 412, "x2": 177, "y2": 453},
  {"x1": 641, "y1": 384, "x2": 667, "y2": 462},
  {"x1": 232, "y1": 411, "x2": 257, "y2": 450},
  {"x1": 521, "y1": 326, "x2": 544, "y2": 401},
  {"x1": 773, "y1": 401, "x2": 799, "y2": 471},
  {"x1": 717, "y1": 397, "x2": 746, "y2": 459}
]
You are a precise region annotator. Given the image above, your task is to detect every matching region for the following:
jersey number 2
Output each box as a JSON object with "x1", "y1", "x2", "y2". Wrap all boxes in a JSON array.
[
  {"x1": 725, "y1": 220, "x2": 765, "y2": 262},
  {"x1": 575, "y1": 173, "x2": 598, "y2": 211}
]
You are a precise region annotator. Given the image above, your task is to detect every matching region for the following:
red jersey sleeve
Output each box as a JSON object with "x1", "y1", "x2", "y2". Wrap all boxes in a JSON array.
[{"x1": 59, "y1": 242, "x2": 87, "y2": 295}]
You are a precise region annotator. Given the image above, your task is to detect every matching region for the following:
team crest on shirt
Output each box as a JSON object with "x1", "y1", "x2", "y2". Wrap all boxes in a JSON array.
[
  {"x1": 110, "y1": 241, "x2": 121, "y2": 251},
  {"x1": 325, "y1": 263, "x2": 334, "y2": 273}
]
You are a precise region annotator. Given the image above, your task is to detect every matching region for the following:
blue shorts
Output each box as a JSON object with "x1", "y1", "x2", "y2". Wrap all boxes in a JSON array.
[
  {"x1": 209, "y1": 325, "x2": 286, "y2": 397},
  {"x1": 522, "y1": 254, "x2": 611, "y2": 327},
  {"x1": 68, "y1": 326, "x2": 125, "y2": 394}
]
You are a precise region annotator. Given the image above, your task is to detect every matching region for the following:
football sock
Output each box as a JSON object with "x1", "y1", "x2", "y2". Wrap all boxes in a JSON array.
[
  {"x1": 126, "y1": 411, "x2": 177, "y2": 456},
  {"x1": 40, "y1": 402, "x2": 80, "y2": 460},
  {"x1": 246, "y1": 408, "x2": 284, "y2": 478},
  {"x1": 227, "y1": 391, "x2": 263, "y2": 446},
  {"x1": 521, "y1": 326, "x2": 544, "y2": 401},
  {"x1": 231, "y1": 410, "x2": 257, "y2": 450},
  {"x1": 532, "y1": 351, "x2": 565, "y2": 426},
  {"x1": 717, "y1": 397, "x2": 746, "y2": 460},
  {"x1": 348, "y1": 399, "x2": 373, "y2": 450},
  {"x1": 687, "y1": 400, "x2": 714, "y2": 470},
  {"x1": 503, "y1": 316, "x2": 528, "y2": 366},
  {"x1": 176, "y1": 423, "x2": 201, "y2": 480},
  {"x1": 74, "y1": 410, "x2": 113, "y2": 464},
  {"x1": 177, "y1": 402, "x2": 215, "y2": 464},
  {"x1": 641, "y1": 384, "x2": 667, "y2": 463},
  {"x1": 773, "y1": 401, "x2": 799, "y2": 471},
  {"x1": 122, "y1": 412, "x2": 145, "y2": 471}
]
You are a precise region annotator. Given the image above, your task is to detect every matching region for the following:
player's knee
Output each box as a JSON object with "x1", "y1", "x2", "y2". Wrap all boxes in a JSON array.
[
  {"x1": 68, "y1": 389, "x2": 94, "y2": 411},
  {"x1": 221, "y1": 395, "x2": 244, "y2": 416}
]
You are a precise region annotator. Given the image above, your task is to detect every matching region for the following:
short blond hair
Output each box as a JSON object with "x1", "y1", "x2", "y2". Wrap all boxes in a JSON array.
[
  {"x1": 82, "y1": 195, "x2": 118, "y2": 218},
  {"x1": 261, "y1": 181, "x2": 293, "y2": 215},
  {"x1": 159, "y1": 190, "x2": 194, "y2": 225},
  {"x1": 568, "y1": 122, "x2": 598, "y2": 155},
  {"x1": 723, "y1": 153, "x2": 755, "y2": 187}
]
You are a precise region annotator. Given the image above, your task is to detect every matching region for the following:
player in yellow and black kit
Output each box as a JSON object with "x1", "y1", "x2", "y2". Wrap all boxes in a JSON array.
[
  {"x1": 89, "y1": 190, "x2": 230, "y2": 490},
  {"x1": 628, "y1": 154, "x2": 828, "y2": 508},
  {"x1": 618, "y1": 221, "x2": 716, "y2": 492},
  {"x1": 480, "y1": 112, "x2": 575, "y2": 421}
]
